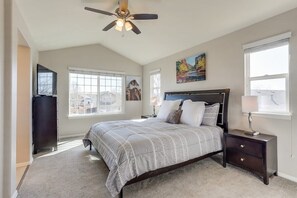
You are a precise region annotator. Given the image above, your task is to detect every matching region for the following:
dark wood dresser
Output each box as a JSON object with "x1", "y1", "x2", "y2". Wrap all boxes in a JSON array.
[
  {"x1": 33, "y1": 95, "x2": 57, "y2": 154},
  {"x1": 223, "y1": 129, "x2": 277, "y2": 184}
]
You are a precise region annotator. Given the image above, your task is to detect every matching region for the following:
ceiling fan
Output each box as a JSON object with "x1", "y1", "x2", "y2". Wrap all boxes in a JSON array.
[{"x1": 85, "y1": 0, "x2": 158, "y2": 35}]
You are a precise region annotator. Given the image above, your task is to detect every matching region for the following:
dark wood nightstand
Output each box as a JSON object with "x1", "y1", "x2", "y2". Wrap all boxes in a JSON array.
[
  {"x1": 141, "y1": 115, "x2": 157, "y2": 119},
  {"x1": 223, "y1": 129, "x2": 277, "y2": 185}
]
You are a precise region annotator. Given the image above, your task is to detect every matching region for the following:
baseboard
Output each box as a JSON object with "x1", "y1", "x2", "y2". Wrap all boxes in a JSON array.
[
  {"x1": 30, "y1": 156, "x2": 34, "y2": 164},
  {"x1": 278, "y1": 172, "x2": 297, "y2": 183},
  {"x1": 11, "y1": 190, "x2": 18, "y2": 198},
  {"x1": 16, "y1": 161, "x2": 30, "y2": 168},
  {"x1": 59, "y1": 133, "x2": 85, "y2": 139}
]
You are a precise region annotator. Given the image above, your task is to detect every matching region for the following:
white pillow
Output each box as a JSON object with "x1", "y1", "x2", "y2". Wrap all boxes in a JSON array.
[
  {"x1": 157, "y1": 100, "x2": 182, "y2": 120},
  {"x1": 180, "y1": 100, "x2": 205, "y2": 127}
]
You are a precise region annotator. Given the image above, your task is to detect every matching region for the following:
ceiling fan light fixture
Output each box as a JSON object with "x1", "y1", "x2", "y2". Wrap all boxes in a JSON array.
[
  {"x1": 85, "y1": 0, "x2": 158, "y2": 35},
  {"x1": 116, "y1": 18, "x2": 124, "y2": 27},
  {"x1": 115, "y1": 24, "x2": 123, "y2": 32},
  {"x1": 125, "y1": 21, "x2": 132, "y2": 31}
]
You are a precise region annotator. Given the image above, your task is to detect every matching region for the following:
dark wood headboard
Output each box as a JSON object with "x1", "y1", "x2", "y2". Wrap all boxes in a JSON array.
[{"x1": 164, "y1": 89, "x2": 230, "y2": 132}]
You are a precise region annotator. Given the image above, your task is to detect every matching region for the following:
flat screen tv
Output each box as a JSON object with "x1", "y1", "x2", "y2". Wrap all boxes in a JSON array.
[{"x1": 37, "y1": 64, "x2": 57, "y2": 96}]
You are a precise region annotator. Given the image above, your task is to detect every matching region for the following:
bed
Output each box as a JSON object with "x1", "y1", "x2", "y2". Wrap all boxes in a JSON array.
[{"x1": 83, "y1": 89, "x2": 230, "y2": 197}]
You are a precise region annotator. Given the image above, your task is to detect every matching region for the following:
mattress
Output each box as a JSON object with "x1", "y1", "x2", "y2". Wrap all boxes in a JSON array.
[{"x1": 83, "y1": 118, "x2": 223, "y2": 197}]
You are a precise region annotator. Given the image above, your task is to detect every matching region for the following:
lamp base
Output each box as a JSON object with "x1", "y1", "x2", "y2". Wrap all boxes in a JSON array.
[{"x1": 244, "y1": 131, "x2": 260, "y2": 136}]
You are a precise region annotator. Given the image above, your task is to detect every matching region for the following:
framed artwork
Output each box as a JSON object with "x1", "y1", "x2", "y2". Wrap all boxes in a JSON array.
[
  {"x1": 126, "y1": 76, "x2": 142, "y2": 101},
  {"x1": 176, "y1": 53, "x2": 206, "y2": 83}
]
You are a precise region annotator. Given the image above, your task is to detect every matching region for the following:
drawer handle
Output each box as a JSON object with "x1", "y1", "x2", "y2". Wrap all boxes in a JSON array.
[
  {"x1": 240, "y1": 158, "x2": 245, "y2": 162},
  {"x1": 240, "y1": 144, "x2": 245, "y2": 148}
]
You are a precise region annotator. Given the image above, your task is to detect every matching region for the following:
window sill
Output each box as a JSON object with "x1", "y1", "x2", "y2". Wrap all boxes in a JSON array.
[
  {"x1": 68, "y1": 112, "x2": 125, "y2": 119},
  {"x1": 243, "y1": 112, "x2": 292, "y2": 120}
]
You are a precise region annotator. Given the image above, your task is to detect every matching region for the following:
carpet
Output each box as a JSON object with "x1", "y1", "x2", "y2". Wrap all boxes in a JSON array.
[{"x1": 17, "y1": 139, "x2": 297, "y2": 198}]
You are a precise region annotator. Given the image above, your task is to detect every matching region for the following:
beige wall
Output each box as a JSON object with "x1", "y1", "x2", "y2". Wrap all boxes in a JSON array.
[
  {"x1": 0, "y1": 0, "x2": 4, "y2": 195},
  {"x1": 16, "y1": 45, "x2": 30, "y2": 164},
  {"x1": 39, "y1": 44, "x2": 142, "y2": 138},
  {"x1": 143, "y1": 8, "x2": 297, "y2": 181}
]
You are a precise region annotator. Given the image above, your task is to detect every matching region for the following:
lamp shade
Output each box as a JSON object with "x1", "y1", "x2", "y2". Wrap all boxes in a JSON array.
[
  {"x1": 115, "y1": 25, "x2": 123, "y2": 32},
  {"x1": 125, "y1": 21, "x2": 132, "y2": 31},
  {"x1": 242, "y1": 96, "x2": 258, "y2": 113},
  {"x1": 116, "y1": 18, "x2": 124, "y2": 27},
  {"x1": 151, "y1": 96, "x2": 158, "y2": 106}
]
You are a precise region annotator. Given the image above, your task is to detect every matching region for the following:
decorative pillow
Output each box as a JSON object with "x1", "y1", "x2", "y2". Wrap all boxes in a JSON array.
[
  {"x1": 166, "y1": 110, "x2": 183, "y2": 124},
  {"x1": 157, "y1": 100, "x2": 182, "y2": 120},
  {"x1": 180, "y1": 100, "x2": 205, "y2": 127},
  {"x1": 202, "y1": 103, "x2": 220, "y2": 126}
]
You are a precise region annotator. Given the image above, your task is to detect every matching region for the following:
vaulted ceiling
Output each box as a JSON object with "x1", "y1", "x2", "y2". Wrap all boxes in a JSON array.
[{"x1": 16, "y1": 0, "x2": 297, "y2": 65}]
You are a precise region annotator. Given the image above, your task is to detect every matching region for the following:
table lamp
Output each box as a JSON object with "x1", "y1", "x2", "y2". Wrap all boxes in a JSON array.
[
  {"x1": 242, "y1": 96, "x2": 259, "y2": 136},
  {"x1": 151, "y1": 96, "x2": 158, "y2": 117}
]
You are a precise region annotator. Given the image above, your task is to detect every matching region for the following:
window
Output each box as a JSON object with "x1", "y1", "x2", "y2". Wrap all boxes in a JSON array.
[
  {"x1": 69, "y1": 68, "x2": 124, "y2": 116},
  {"x1": 244, "y1": 33, "x2": 291, "y2": 114},
  {"x1": 150, "y1": 70, "x2": 161, "y2": 105}
]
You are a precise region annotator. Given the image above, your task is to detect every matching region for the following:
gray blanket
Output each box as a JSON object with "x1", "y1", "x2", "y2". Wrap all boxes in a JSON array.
[{"x1": 83, "y1": 118, "x2": 223, "y2": 197}]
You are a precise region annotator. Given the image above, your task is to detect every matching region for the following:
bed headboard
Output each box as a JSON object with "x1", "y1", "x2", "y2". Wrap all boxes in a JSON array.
[{"x1": 164, "y1": 89, "x2": 230, "y2": 132}]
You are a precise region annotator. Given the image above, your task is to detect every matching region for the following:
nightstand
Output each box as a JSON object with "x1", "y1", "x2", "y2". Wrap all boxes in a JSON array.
[
  {"x1": 223, "y1": 129, "x2": 277, "y2": 185},
  {"x1": 141, "y1": 115, "x2": 156, "y2": 119}
]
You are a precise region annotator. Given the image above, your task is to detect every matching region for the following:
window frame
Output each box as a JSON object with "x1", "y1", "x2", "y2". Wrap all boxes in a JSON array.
[
  {"x1": 150, "y1": 69, "x2": 161, "y2": 105},
  {"x1": 243, "y1": 32, "x2": 291, "y2": 116},
  {"x1": 68, "y1": 67, "x2": 125, "y2": 117}
]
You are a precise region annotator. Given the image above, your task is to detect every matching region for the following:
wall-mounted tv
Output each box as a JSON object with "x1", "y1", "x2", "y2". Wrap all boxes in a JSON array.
[{"x1": 37, "y1": 64, "x2": 57, "y2": 96}]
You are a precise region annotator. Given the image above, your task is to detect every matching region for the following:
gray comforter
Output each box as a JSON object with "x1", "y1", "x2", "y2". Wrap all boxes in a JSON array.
[{"x1": 83, "y1": 118, "x2": 223, "y2": 197}]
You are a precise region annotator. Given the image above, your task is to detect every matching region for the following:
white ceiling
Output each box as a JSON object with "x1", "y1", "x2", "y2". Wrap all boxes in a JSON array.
[{"x1": 16, "y1": 0, "x2": 297, "y2": 65}]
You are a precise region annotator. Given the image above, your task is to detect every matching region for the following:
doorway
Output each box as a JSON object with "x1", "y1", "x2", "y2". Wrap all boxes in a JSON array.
[{"x1": 16, "y1": 30, "x2": 32, "y2": 188}]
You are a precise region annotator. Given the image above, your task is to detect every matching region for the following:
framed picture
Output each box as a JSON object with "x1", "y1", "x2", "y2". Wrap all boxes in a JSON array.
[
  {"x1": 176, "y1": 53, "x2": 206, "y2": 83},
  {"x1": 126, "y1": 76, "x2": 142, "y2": 101}
]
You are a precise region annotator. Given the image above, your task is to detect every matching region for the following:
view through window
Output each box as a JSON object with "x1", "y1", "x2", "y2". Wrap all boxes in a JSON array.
[
  {"x1": 244, "y1": 38, "x2": 290, "y2": 113},
  {"x1": 38, "y1": 72, "x2": 53, "y2": 95},
  {"x1": 150, "y1": 71, "x2": 161, "y2": 105},
  {"x1": 69, "y1": 69, "x2": 123, "y2": 116}
]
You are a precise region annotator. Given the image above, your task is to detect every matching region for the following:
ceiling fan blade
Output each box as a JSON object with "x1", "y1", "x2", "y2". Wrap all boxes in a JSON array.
[
  {"x1": 131, "y1": 14, "x2": 158, "y2": 20},
  {"x1": 103, "y1": 20, "x2": 117, "y2": 31},
  {"x1": 119, "y1": 0, "x2": 128, "y2": 12},
  {"x1": 129, "y1": 21, "x2": 141, "y2": 35},
  {"x1": 85, "y1": 7, "x2": 115, "y2": 16}
]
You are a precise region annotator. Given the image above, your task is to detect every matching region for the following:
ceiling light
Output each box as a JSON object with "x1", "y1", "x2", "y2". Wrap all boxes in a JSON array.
[
  {"x1": 116, "y1": 18, "x2": 124, "y2": 27},
  {"x1": 125, "y1": 21, "x2": 132, "y2": 31},
  {"x1": 115, "y1": 25, "x2": 123, "y2": 32}
]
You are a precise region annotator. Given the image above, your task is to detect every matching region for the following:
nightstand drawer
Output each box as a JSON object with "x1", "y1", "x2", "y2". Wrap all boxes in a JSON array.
[
  {"x1": 224, "y1": 130, "x2": 277, "y2": 185},
  {"x1": 227, "y1": 150, "x2": 263, "y2": 174},
  {"x1": 226, "y1": 136, "x2": 262, "y2": 158}
]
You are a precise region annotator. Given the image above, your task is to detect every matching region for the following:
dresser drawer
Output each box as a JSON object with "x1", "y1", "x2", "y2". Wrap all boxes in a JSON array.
[
  {"x1": 227, "y1": 150, "x2": 264, "y2": 173},
  {"x1": 226, "y1": 136, "x2": 263, "y2": 158}
]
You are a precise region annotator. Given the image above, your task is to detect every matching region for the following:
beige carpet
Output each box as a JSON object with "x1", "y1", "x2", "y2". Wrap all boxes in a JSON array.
[{"x1": 17, "y1": 139, "x2": 297, "y2": 198}]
